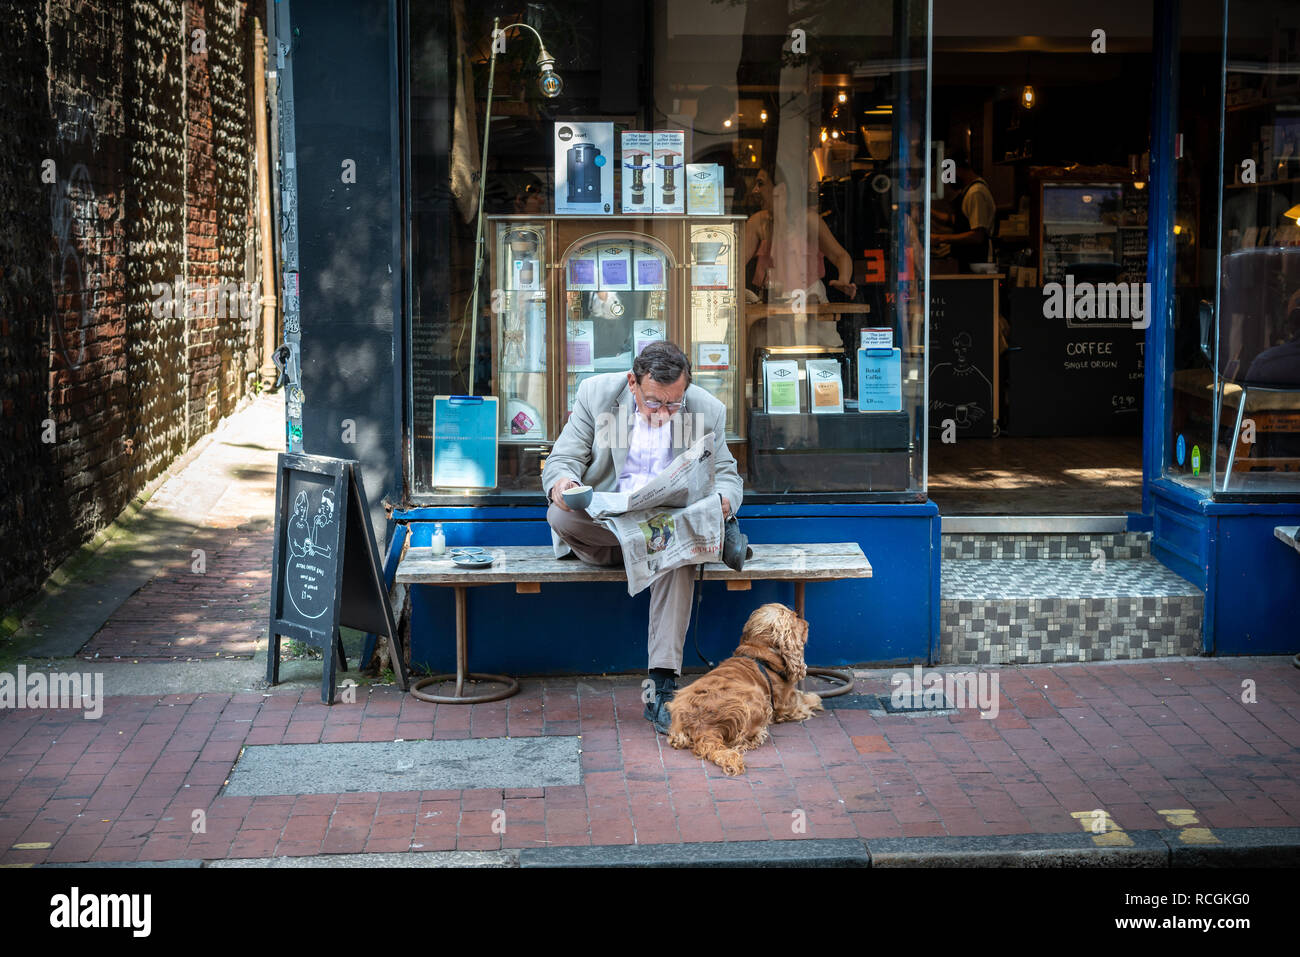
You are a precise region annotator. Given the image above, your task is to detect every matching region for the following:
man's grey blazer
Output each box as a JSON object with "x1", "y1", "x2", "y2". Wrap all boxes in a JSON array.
[{"x1": 541, "y1": 371, "x2": 744, "y2": 518}]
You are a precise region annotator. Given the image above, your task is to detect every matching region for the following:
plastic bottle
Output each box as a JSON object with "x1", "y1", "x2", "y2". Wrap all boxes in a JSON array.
[{"x1": 432, "y1": 522, "x2": 446, "y2": 555}]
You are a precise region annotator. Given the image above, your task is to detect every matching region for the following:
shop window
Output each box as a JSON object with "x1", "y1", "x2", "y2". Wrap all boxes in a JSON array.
[
  {"x1": 406, "y1": 0, "x2": 930, "y2": 500},
  {"x1": 1167, "y1": 0, "x2": 1300, "y2": 497}
]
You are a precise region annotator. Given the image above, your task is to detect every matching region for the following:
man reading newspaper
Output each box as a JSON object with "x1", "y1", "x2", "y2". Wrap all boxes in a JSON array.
[{"x1": 543, "y1": 341, "x2": 750, "y2": 734}]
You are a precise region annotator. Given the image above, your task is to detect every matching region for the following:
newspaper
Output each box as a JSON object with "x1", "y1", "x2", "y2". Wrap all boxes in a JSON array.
[{"x1": 586, "y1": 432, "x2": 724, "y2": 595}]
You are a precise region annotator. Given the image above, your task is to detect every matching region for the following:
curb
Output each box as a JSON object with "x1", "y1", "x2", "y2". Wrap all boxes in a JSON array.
[
  {"x1": 520, "y1": 838, "x2": 868, "y2": 868},
  {"x1": 32, "y1": 827, "x2": 1300, "y2": 869}
]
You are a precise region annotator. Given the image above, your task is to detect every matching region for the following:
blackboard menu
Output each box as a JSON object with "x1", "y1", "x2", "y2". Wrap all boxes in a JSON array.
[
  {"x1": 268, "y1": 453, "x2": 408, "y2": 703},
  {"x1": 929, "y1": 278, "x2": 998, "y2": 439},
  {"x1": 1006, "y1": 287, "x2": 1144, "y2": 436}
]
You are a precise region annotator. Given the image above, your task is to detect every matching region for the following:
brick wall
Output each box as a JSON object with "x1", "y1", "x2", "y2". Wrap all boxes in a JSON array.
[{"x1": 0, "y1": 0, "x2": 265, "y2": 613}]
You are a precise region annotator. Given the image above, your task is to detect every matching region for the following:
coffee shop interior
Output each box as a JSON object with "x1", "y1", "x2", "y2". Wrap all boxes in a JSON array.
[{"x1": 924, "y1": 2, "x2": 1158, "y2": 514}]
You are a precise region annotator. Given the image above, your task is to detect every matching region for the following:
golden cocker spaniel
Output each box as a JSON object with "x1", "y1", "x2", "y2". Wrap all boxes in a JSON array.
[{"x1": 667, "y1": 602, "x2": 822, "y2": 775}]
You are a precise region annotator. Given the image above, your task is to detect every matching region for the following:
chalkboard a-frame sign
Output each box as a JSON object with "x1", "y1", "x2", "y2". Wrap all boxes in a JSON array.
[{"x1": 267, "y1": 453, "x2": 409, "y2": 703}]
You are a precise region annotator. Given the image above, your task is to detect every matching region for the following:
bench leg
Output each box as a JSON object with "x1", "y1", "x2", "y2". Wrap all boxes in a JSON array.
[
  {"x1": 455, "y1": 584, "x2": 467, "y2": 698},
  {"x1": 409, "y1": 584, "x2": 520, "y2": 705},
  {"x1": 794, "y1": 579, "x2": 855, "y2": 699}
]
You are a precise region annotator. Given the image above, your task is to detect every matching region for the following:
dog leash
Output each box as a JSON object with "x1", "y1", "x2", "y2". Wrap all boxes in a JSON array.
[
  {"x1": 691, "y1": 562, "x2": 713, "y2": 669},
  {"x1": 738, "y1": 654, "x2": 788, "y2": 708}
]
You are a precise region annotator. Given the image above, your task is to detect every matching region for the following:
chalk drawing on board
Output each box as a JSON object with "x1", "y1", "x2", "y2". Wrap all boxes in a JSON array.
[
  {"x1": 286, "y1": 488, "x2": 337, "y2": 620},
  {"x1": 929, "y1": 331, "x2": 992, "y2": 431}
]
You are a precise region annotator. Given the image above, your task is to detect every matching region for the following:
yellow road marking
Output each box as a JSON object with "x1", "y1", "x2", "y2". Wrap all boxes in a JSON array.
[
  {"x1": 1071, "y1": 809, "x2": 1135, "y2": 847},
  {"x1": 10, "y1": 842, "x2": 51, "y2": 850},
  {"x1": 1157, "y1": 808, "x2": 1222, "y2": 844}
]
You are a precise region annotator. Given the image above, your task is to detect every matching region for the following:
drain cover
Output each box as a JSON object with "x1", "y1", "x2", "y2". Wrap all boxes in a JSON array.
[{"x1": 823, "y1": 693, "x2": 955, "y2": 713}]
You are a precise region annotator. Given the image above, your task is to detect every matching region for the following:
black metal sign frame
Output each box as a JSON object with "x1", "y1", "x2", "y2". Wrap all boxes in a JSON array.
[{"x1": 267, "y1": 452, "x2": 409, "y2": 703}]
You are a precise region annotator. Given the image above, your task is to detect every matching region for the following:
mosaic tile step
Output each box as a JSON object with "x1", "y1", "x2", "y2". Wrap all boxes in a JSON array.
[
  {"x1": 940, "y1": 591, "x2": 1204, "y2": 665},
  {"x1": 941, "y1": 532, "x2": 1151, "y2": 561},
  {"x1": 940, "y1": 557, "x2": 1200, "y2": 600}
]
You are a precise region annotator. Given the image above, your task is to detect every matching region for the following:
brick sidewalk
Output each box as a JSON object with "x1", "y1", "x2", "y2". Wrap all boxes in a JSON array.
[
  {"x1": 2, "y1": 658, "x2": 1297, "y2": 864},
  {"x1": 75, "y1": 392, "x2": 280, "y2": 662},
  {"x1": 79, "y1": 526, "x2": 272, "y2": 660}
]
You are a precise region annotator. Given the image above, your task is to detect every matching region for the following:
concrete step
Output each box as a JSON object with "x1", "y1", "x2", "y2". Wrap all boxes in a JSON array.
[{"x1": 939, "y1": 550, "x2": 1203, "y2": 665}]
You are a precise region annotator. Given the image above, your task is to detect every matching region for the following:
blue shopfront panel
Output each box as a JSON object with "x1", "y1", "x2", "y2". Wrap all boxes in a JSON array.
[
  {"x1": 1150, "y1": 480, "x2": 1300, "y2": 655},
  {"x1": 1211, "y1": 511, "x2": 1300, "y2": 655},
  {"x1": 401, "y1": 504, "x2": 939, "y2": 675}
]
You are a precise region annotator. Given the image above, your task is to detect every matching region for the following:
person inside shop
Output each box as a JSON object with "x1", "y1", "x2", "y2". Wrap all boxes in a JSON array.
[
  {"x1": 742, "y1": 161, "x2": 858, "y2": 349},
  {"x1": 931, "y1": 147, "x2": 996, "y2": 272},
  {"x1": 541, "y1": 341, "x2": 747, "y2": 735},
  {"x1": 1246, "y1": 287, "x2": 1300, "y2": 386}
]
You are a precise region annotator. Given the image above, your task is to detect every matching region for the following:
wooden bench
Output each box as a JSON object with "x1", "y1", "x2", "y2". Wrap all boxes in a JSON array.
[{"x1": 395, "y1": 543, "x2": 872, "y2": 704}]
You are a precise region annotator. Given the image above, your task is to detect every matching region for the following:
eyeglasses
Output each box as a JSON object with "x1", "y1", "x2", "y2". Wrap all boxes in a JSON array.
[{"x1": 641, "y1": 397, "x2": 685, "y2": 412}]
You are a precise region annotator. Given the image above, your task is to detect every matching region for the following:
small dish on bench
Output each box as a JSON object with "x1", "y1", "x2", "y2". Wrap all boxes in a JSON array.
[{"x1": 452, "y1": 553, "x2": 495, "y2": 568}]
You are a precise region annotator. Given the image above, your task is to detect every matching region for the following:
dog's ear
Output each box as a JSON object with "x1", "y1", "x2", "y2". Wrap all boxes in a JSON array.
[{"x1": 771, "y1": 607, "x2": 808, "y2": 682}]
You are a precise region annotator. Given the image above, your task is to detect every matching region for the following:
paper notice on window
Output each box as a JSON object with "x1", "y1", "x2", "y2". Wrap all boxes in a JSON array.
[{"x1": 857, "y1": 347, "x2": 903, "y2": 412}]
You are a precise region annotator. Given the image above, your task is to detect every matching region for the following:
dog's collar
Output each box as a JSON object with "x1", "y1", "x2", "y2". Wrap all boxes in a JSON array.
[{"x1": 739, "y1": 654, "x2": 788, "y2": 705}]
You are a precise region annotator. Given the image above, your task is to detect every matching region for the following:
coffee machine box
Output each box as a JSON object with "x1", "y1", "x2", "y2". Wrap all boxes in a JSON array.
[
  {"x1": 653, "y1": 130, "x2": 686, "y2": 214},
  {"x1": 686, "y1": 164, "x2": 724, "y2": 215},
  {"x1": 554, "y1": 121, "x2": 614, "y2": 215},
  {"x1": 620, "y1": 131, "x2": 655, "y2": 214}
]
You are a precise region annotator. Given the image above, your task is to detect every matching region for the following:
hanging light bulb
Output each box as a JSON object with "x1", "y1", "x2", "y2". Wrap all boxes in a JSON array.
[
  {"x1": 760, "y1": 109, "x2": 768, "y2": 122},
  {"x1": 838, "y1": 90, "x2": 847, "y2": 103},
  {"x1": 723, "y1": 116, "x2": 732, "y2": 128},
  {"x1": 820, "y1": 128, "x2": 828, "y2": 143},
  {"x1": 831, "y1": 129, "x2": 839, "y2": 139},
  {"x1": 1021, "y1": 83, "x2": 1036, "y2": 109},
  {"x1": 536, "y1": 46, "x2": 563, "y2": 98}
]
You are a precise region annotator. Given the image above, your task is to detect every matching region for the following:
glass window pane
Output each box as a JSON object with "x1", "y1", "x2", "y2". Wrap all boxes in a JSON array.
[
  {"x1": 1209, "y1": 0, "x2": 1300, "y2": 494},
  {"x1": 407, "y1": 0, "x2": 931, "y2": 499}
]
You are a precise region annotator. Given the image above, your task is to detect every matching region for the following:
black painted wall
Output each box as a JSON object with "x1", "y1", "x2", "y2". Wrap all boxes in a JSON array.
[{"x1": 289, "y1": 0, "x2": 403, "y2": 543}]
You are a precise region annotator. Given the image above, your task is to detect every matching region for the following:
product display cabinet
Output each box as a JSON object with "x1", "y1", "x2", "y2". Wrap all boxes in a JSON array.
[{"x1": 488, "y1": 215, "x2": 746, "y2": 457}]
